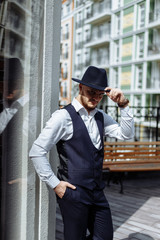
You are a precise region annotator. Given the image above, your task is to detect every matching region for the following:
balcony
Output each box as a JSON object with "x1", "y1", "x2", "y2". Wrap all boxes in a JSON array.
[
  {"x1": 83, "y1": 59, "x2": 91, "y2": 68},
  {"x1": 75, "y1": 41, "x2": 83, "y2": 50},
  {"x1": 148, "y1": 44, "x2": 160, "y2": 54},
  {"x1": 76, "y1": 0, "x2": 85, "y2": 8},
  {"x1": 90, "y1": 48, "x2": 109, "y2": 68},
  {"x1": 4, "y1": 30, "x2": 25, "y2": 59},
  {"x1": 148, "y1": 44, "x2": 160, "y2": 60},
  {"x1": 8, "y1": 0, "x2": 30, "y2": 13},
  {"x1": 7, "y1": 13, "x2": 26, "y2": 36},
  {"x1": 148, "y1": 9, "x2": 160, "y2": 28},
  {"x1": 101, "y1": 105, "x2": 160, "y2": 141},
  {"x1": 75, "y1": 20, "x2": 84, "y2": 29},
  {"x1": 90, "y1": 58, "x2": 109, "y2": 69},
  {"x1": 85, "y1": 33, "x2": 110, "y2": 48},
  {"x1": 85, "y1": 8, "x2": 111, "y2": 25},
  {"x1": 147, "y1": 77, "x2": 160, "y2": 90},
  {"x1": 75, "y1": 63, "x2": 83, "y2": 71},
  {"x1": 3, "y1": 1, "x2": 30, "y2": 41},
  {"x1": 85, "y1": 1, "x2": 111, "y2": 25}
]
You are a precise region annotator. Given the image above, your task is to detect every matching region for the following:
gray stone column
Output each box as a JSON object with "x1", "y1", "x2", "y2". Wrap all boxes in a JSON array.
[{"x1": 38, "y1": 1, "x2": 61, "y2": 240}]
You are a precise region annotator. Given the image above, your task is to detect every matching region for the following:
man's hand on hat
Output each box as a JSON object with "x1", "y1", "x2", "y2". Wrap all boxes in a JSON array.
[{"x1": 105, "y1": 87, "x2": 129, "y2": 108}]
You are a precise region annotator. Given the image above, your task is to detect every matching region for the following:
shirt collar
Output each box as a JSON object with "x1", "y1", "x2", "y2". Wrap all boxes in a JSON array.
[{"x1": 72, "y1": 97, "x2": 97, "y2": 117}]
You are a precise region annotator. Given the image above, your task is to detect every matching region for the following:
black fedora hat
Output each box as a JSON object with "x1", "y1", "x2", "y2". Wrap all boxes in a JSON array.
[
  {"x1": 72, "y1": 66, "x2": 108, "y2": 91},
  {"x1": 4, "y1": 58, "x2": 24, "y2": 93}
]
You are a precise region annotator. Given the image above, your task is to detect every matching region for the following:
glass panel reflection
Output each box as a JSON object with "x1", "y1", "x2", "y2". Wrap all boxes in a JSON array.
[{"x1": 0, "y1": 0, "x2": 44, "y2": 239}]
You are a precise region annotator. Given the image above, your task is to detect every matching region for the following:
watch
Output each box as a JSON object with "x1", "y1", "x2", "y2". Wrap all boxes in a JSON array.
[{"x1": 118, "y1": 98, "x2": 129, "y2": 108}]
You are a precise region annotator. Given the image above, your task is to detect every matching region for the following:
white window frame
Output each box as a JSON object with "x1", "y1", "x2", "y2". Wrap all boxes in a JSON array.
[
  {"x1": 138, "y1": 2, "x2": 145, "y2": 28},
  {"x1": 114, "y1": 41, "x2": 119, "y2": 63},
  {"x1": 115, "y1": 13, "x2": 120, "y2": 35},
  {"x1": 137, "y1": 34, "x2": 144, "y2": 58},
  {"x1": 113, "y1": 68, "x2": 119, "y2": 88},
  {"x1": 135, "y1": 65, "x2": 143, "y2": 89}
]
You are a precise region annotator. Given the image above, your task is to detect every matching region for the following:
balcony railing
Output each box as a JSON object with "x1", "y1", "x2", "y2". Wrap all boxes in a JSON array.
[
  {"x1": 99, "y1": 105, "x2": 160, "y2": 142},
  {"x1": 76, "y1": 20, "x2": 84, "y2": 29},
  {"x1": 75, "y1": 42, "x2": 83, "y2": 50},
  {"x1": 91, "y1": 56, "x2": 109, "y2": 67},
  {"x1": 87, "y1": 1, "x2": 111, "y2": 20},
  {"x1": 74, "y1": 63, "x2": 83, "y2": 71},
  {"x1": 148, "y1": 44, "x2": 160, "y2": 55},
  {"x1": 76, "y1": 0, "x2": 85, "y2": 8},
  {"x1": 147, "y1": 77, "x2": 160, "y2": 89},
  {"x1": 91, "y1": 32, "x2": 110, "y2": 42},
  {"x1": 149, "y1": 9, "x2": 160, "y2": 22}
]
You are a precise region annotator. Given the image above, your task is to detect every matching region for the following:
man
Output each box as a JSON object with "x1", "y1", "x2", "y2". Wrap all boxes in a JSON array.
[
  {"x1": 29, "y1": 66, "x2": 134, "y2": 240},
  {"x1": 0, "y1": 58, "x2": 26, "y2": 134},
  {"x1": 0, "y1": 58, "x2": 28, "y2": 239}
]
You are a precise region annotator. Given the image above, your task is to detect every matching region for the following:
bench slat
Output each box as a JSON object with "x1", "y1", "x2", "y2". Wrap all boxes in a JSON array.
[
  {"x1": 103, "y1": 141, "x2": 160, "y2": 172},
  {"x1": 104, "y1": 147, "x2": 160, "y2": 151},
  {"x1": 103, "y1": 141, "x2": 160, "y2": 193},
  {"x1": 103, "y1": 158, "x2": 160, "y2": 165},
  {"x1": 104, "y1": 155, "x2": 160, "y2": 160},
  {"x1": 104, "y1": 141, "x2": 160, "y2": 146},
  {"x1": 105, "y1": 163, "x2": 160, "y2": 172},
  {"x1": 104, "y1": 151, "x2": 160, "y2": 156}
]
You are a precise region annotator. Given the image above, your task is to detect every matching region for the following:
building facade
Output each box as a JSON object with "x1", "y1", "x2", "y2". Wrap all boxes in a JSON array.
[
  {"x1": 60, "y1": 0, "x2": 160, "y2": 141},
  {"x1": 60, "y1": 0, "x2": 74, "y2": 106},
  {"x1": 60, "y1": 0, "x2": 160, "y2": 108},
  {"x1": 110, "y1": 0, "x2": 160, "y2": 108}
]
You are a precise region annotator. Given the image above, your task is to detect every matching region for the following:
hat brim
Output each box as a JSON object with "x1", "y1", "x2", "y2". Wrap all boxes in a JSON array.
[{"x1": 72, "y1": 78, "x2": 106, "y2": 91}]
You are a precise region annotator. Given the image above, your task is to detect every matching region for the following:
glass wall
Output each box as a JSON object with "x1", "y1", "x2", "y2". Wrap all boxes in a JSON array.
[{"x1": 0, "y1": 0, "x2": 61, "y2": 239}]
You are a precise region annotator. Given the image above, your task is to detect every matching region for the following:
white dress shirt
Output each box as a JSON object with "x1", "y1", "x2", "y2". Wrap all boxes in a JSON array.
[
  {"x1": 0, "y1": 94, "x2": 29, "y2": 134},
  {"x1": 29, "y1": 98, "x2": 134, "y2": 189}
]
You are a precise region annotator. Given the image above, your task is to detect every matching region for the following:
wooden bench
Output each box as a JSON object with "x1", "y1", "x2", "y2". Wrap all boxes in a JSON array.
[{"x1": 103, "y1": 141, "x2": 160, "y2": 193}]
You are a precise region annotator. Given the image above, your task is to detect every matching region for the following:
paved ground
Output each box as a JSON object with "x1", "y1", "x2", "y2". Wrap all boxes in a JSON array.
[{"x1": 56, "y1": 171, "x2": 160, "y2": 240}]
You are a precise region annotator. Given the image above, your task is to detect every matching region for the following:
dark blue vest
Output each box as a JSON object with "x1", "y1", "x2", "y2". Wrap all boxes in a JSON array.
[{"x1": 56, "y1": 104, "x2": 105, "y2": 190}]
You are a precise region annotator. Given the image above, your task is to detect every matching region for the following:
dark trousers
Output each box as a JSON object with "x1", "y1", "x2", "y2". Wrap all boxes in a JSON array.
[{"x1": 57, "y1": 186, "x2": 113, "y2": 240}]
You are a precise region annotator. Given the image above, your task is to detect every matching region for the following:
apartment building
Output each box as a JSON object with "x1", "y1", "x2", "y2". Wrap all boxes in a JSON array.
[
  {"x1": 61, "y1": 0, "x2": 160, "y2": 108},
  {"x1": 60, "y1": 0, "x2": 74, "y2": 106},
  {"x1": 111, "y1": 0, "x2": 160, "y2": 109},
  {"x1": 0, "y1": 0, "x2": 29, "y2": 102},
  {"x1": 0, "y1": 0, "x2": 28, "y2": 61}
]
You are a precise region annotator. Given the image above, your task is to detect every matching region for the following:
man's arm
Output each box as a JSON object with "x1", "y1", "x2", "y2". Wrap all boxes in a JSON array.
[
  {"x1": 103, "y1": 88, "x2": 134, "y2": 140},
  {"x1": 29, "y1": 109, "x2": 76, "y2": 198}
]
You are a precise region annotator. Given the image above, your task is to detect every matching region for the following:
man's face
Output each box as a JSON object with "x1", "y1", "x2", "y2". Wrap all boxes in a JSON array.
[
  {"x1": 78, "y1": 84, "x2": 105, "y2": 113},
  {"x1": 4, "y1": 88, "x2": 24, "y2": 106}
]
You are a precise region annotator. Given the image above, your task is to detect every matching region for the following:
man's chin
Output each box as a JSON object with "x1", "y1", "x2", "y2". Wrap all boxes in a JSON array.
[{"x1": 87, "y1": 104, "x2": 97, "y2": 111}]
